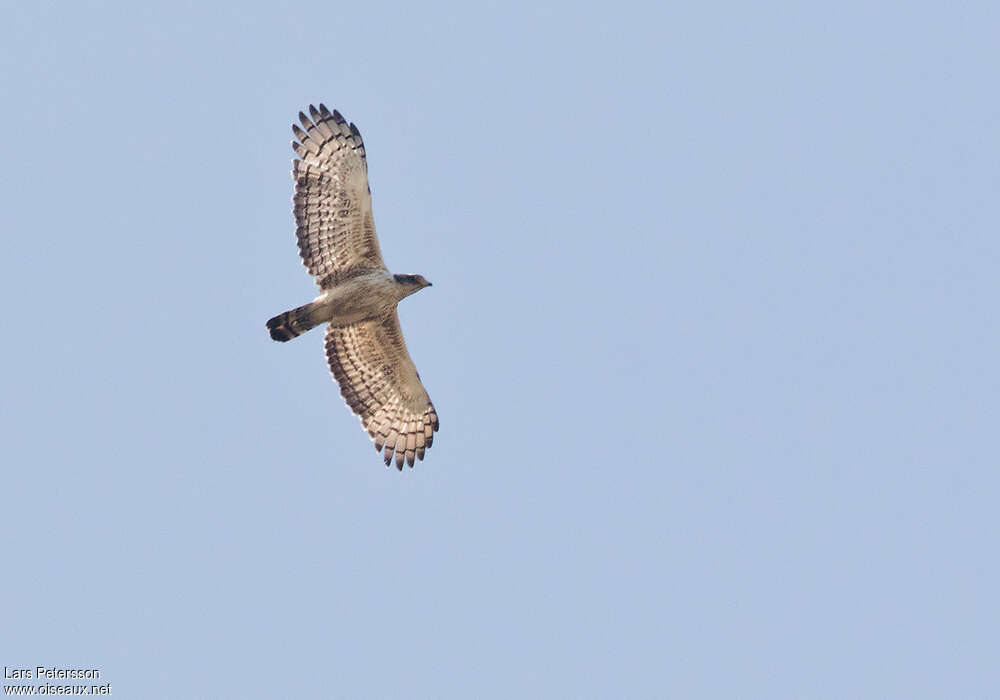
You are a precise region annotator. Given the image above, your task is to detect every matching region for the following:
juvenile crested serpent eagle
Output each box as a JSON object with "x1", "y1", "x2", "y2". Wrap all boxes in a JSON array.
[{"x1": 266, "y1": 104, "x2": 439, "y2": 470}]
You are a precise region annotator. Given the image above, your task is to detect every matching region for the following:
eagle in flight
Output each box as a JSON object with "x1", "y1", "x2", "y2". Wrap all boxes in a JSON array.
[{"x1": 266, "y1": 104, "x2": 439, "y2": 469}]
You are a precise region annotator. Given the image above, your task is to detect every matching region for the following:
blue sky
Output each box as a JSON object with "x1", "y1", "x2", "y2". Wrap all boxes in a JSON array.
[{"x1": 2, "y1": 1, "x2": 998, "y2": 697}]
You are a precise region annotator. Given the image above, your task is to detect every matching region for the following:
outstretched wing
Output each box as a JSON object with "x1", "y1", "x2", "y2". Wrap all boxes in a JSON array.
[
  {"x1": 292, "y1": 104, "x2": 386, "y2": 288},
  {"x1": 324, "y1": 312, "x2": 439, "y2": 469}
]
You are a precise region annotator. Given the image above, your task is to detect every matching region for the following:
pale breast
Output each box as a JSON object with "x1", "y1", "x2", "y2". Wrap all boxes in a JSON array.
[{"x1": 317, "y1": 271, "x2": 401, "y2": 327}]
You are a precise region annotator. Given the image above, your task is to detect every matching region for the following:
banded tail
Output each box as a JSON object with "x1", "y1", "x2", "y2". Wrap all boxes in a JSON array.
[{"x1": 267, "y1": 301, "x2": 323, "y2": 342}]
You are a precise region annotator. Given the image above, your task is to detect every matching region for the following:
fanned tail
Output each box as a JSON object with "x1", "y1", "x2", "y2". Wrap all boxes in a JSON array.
[{"x1": 267, "y1": 302, "x2": 322, "y2": 342}]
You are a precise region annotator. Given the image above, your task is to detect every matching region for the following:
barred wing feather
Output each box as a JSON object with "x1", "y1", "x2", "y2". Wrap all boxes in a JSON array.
[
  {"x1": 292, "y1": 104, "x2": 386, "y2": 288},
  {"x1": 324, "y1": 312, "x2": 439, "y2": 469}
]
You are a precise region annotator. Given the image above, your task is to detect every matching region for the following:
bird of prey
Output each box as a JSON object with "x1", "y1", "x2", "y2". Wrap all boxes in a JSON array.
[{"x1": 266, "y1": 104, "x2": 439, "y2": 469}]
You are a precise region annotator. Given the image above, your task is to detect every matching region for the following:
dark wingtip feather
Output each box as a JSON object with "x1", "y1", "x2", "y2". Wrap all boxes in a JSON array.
[{"x1": 348, "y1": 122, "x2": 364, "y2": 146}]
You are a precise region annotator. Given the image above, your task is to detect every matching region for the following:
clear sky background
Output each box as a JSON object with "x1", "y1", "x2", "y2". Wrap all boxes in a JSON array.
[{"x1": 2, "y1": 1, "x2": 997, "y2": 697}]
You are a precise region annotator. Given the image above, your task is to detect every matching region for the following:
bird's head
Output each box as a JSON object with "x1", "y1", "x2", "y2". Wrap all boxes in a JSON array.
[{"x1": 393, "y1": 273, "x2": 432, "y2": 296}]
